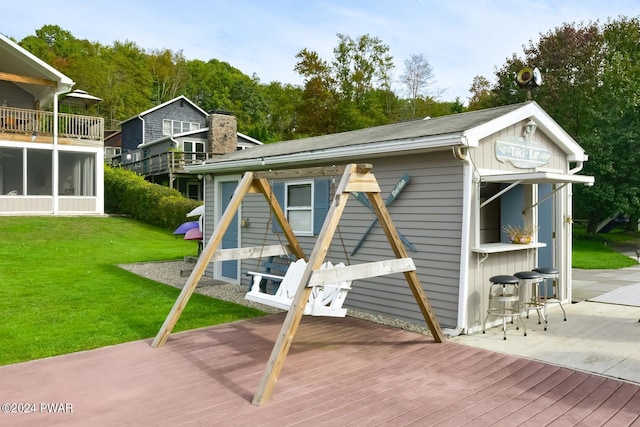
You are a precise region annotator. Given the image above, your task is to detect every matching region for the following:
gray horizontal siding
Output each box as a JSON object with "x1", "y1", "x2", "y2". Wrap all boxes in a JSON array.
[{"x1": 203, "y1": 152, "x2": 464, "y2": 329}]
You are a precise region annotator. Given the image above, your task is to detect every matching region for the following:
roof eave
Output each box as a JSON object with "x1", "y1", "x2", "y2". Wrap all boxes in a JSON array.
[
  {"x1": 462, "y1": 101, "x2": 589, "y2": 162},
  {"x1": 186, "y1": 134, "x2": 465, "y2": 174}
]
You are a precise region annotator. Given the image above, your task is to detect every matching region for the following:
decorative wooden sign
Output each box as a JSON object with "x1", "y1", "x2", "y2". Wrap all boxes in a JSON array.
[{"x1": 495, "y1": 136, "x2": 551, "y2": 169}]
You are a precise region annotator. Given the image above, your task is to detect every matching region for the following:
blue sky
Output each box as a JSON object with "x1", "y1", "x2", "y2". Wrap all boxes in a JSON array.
[{"x1": 4, "y1": 1, "x2": 640, "y2": 102}]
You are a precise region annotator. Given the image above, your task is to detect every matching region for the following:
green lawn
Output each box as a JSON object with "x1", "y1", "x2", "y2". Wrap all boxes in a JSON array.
[
  {"x1": 572, "y1": 239, "x2": 638, "y2": 269},
  {"x1": 0, "y1": 216, "x2": 265, "y2": 366},
  {"x1": 1, "y1": 216, "x2": 635, "y2": 366},
  {"x1": 572, "y1": 226, "x2": 640, "y2": 269}
]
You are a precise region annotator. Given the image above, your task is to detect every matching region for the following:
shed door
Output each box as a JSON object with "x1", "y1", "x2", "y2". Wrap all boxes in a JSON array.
[{"x1": 216, "y1": 178, "x2": 240, "y2": 282}]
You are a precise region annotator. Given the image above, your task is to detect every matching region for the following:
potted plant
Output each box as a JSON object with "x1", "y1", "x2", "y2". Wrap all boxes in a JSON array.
[{"x1": 503, "y1": 225, "x2": 536, "y2": 244}]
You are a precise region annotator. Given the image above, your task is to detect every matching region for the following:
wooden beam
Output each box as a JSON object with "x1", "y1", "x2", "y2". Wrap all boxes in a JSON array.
[
  {"x1": 254, "y1": 178, "x2": 307, "y2": 261},
  {"x1": 0, "y1": 71, "x2": 57, "y2": 87},
  {"x1": 151, "y1": 171, "x2": 256, "y2": 348},
  {"x1": 252, "y1": 163, "x2": 357, "y2": 405},
  {"x1": 366, "y1": 191, "x2": 446, "y2": 343},
  {"x1": 308, "y1": 258, "x2": 415, "y2": 287},
  {"x1": 253, "y1": 164, "x2": 372, "y2": 180},
  {"x1": 210, "y1": 244, "x2": 291, "y2": 262},
  {"x1": 343, "y1": 171, "x2": 381, "y2": 193}
]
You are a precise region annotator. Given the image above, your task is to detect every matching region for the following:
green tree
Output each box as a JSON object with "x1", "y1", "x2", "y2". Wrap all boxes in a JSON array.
[
  {"x1": 261, "y1": 82, "x2": 303, "y2": 141},
  {"x1": 100, "y1": 41, "x2": 154, "y2": 125},
  {"x1": 574, "y1": 17, "x2": 640, "y2": 231},
  {"x1": 294, "y1": 47, "x2": 338, "y2": 136},
  {"x1": 148, "y1": 49, "x2": 188, "y2": 104},
  {"x1": 294, "y1": 34, "x2": 396, "y2": 136},
  {"x1": 467, "y1": 75, "x2": 494, "y2": 111},
  {"x1": 488, "y1": 19, "x2": 640, "y2": 232}
]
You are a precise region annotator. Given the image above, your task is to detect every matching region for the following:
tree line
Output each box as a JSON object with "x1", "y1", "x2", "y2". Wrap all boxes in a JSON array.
[
  {"x1": 15, "y1": 25, "x2": 461, "y2": 143},
  {"x1": 12, "y1": 18, "x2": 640, "y2": 231}
]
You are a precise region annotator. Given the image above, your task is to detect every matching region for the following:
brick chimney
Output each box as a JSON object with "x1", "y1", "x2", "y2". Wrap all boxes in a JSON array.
[{"x1": 208, "y1": 110, "x2": 237, "y2": 155}]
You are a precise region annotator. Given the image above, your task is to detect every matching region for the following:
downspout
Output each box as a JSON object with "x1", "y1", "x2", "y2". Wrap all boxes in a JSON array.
[
  {"x1": 565, "y1": 160, "x2": 584, "y2": 303},
  {"x1": 569, "y1": 160, "x2": 584, "y2": 175},
  {"x1": 443, "y1": 140, "x2": 472, "y2": 337}
]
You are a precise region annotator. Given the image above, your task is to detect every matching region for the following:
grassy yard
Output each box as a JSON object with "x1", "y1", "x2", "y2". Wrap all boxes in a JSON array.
[
  {"x1": 572, "y1": 227, "x2": 640, "y2": 269},
  {"x1": 0, "y1": 216, "x2": 265, "y2": 366},
  {"x1": 1, "y1": 216, "x2": 636, "y2": 366}
]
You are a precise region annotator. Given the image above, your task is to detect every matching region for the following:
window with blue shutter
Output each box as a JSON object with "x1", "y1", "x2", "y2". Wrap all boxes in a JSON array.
[{"x1": 271, "y1": 179, "x2": 329, "y2": 235}]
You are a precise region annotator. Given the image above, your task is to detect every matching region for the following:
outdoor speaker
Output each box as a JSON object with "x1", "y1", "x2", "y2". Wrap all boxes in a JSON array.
[{"x1": 516, "y1": 67, "x2": 534, "y2": 87}]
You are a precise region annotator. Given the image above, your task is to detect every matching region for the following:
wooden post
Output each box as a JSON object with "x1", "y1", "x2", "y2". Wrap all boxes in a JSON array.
[
  {"x1": 251, "y1": 164, "x2": 358, "y2": 405},
  {"x1": 253, "y1": 178, "x2": 307, "y2": 261},
  {"x1": 366, "y1": 191, "x2": 445, "y2": 343},
  {"x1": 151, "y1": 171, "x2": 256, "y2": 348}
]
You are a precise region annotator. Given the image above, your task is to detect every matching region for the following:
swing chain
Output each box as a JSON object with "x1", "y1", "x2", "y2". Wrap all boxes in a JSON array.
[
  {"x1": 330, "y1": 176, "x2": 351, "y2": 265},
  {"x1": 256, "y1": 178, "x2": 289, "y2": 271}
]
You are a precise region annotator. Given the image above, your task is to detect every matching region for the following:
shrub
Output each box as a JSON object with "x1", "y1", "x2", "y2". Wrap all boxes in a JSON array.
[{"x1": 104, "y1": 165, "x2": 201, "y2": 229}]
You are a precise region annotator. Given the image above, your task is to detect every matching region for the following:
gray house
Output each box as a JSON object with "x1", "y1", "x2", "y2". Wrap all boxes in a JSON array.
[
  {"x1": 186, "y1": 101, "x2": 594, "y2": 334},
  {"x1": 117, "y1": 95, "x2": 261, "y2": 200}
]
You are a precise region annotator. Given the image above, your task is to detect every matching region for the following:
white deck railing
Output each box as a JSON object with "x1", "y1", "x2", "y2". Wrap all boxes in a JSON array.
[{"x1": 0, "y1": 106, "x2": 103, "y2": 141}]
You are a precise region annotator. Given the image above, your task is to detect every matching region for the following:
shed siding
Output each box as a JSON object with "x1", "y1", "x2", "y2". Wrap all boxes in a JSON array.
[
  {"x1": 202, "y1": 152, "x2": 464, "y2": 329},
  {"x1": 473, "y1": 120, "x2": 568, "y2": 173}
]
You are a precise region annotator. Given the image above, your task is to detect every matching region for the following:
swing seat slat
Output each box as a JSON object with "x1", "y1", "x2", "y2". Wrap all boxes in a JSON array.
[{"x1": 245, "y1": 258, "x2": 351, "y2": 317}]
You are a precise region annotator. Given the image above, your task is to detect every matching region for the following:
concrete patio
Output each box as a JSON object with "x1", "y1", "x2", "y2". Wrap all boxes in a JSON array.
[{"x1": 452, "y1": 265, "x2": 640, "y2": 385}]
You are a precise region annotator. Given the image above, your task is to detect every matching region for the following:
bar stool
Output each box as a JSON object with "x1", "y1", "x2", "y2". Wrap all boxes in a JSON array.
[
  {"x1": 514, "y1": 271, "x2": 547, "y2": 330},
  {"x1": 483, "y1": 275, "x2": 526, "y2": 340},
  {"x1": 533, "y1": 267, "x2": 566, "y2": 321}
]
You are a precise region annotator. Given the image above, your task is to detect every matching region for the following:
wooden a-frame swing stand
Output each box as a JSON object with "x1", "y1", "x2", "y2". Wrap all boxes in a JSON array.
[{"x1": 152, "y1": 163, "x2": 445, "y2": 405}]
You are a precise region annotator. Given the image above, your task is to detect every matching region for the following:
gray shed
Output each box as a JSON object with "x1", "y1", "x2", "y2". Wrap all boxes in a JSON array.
[{"x1": 186, "y1": 101, "x2": 594, "y2": 335}]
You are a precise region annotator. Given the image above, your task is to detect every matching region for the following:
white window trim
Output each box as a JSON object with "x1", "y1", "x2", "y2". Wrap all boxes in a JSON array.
[
  {"x1": 285, "y1": 180, "x2": 314, "y2": 236},
  {"x1": 162, "y1": 119, "x2": 201, "y2": 136}
]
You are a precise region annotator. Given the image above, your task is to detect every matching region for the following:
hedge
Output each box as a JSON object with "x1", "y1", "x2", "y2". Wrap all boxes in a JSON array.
[{"x1": 104, "y1": 165, "x2": 201, "y2": 230}]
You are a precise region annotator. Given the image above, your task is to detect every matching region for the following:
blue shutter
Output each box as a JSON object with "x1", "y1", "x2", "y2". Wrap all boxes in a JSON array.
[
  {"x1": 271, "y1": 181, "x2": 285, "y2": 233},
  {"x1": 314, "y1": 179, "x2": 330, "y2": 235}
]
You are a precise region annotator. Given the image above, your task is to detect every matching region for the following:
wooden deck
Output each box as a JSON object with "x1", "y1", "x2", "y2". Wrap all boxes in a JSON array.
[{"x1": 2, "y1": 313, "x2": 639, "y2": 426}]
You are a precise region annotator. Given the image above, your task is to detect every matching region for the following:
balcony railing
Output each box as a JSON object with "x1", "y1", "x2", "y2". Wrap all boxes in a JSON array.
[
  {"x1": 114, "y1": 151, "x2": 215, "y2": 176},
  {"x1": 0, "y1": 106, "x2": 104, "y2": 142}
]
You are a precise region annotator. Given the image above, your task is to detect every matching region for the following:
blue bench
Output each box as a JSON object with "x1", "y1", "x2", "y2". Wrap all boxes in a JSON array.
[{"x1": 245, "y1": 256, "x2": 294, "y2": 294}]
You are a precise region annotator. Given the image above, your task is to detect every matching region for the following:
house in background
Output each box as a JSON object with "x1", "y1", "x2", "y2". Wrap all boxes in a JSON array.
[
  {"x1": 115, "y1": 95, "x2": 262, "y2": 200},
  {"x1": 186, "y1": 101, "x2": 594, "y2": 335},
  {"x1": 0, "y1": 33, "x2": 104, "y2": 216},
  {"x1": 104, "y1": 130, "x2": 122, "y2": 163}
]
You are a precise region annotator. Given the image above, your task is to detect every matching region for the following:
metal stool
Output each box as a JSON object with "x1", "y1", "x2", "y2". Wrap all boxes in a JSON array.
[
  {"x1": 533, "y1": 267, "x2": 566, "y2": 321},
  {"x1": 514, "y1": 271, "x2": 547, "y2": 330},
  {"x1": 483, "y1": 275, "x2": 526, "y2": 340}
]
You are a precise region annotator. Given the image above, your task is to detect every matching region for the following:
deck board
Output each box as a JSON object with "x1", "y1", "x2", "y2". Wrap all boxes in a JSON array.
[{"x1": 1, "y1": 313, "x2": 639, "y2": 426}]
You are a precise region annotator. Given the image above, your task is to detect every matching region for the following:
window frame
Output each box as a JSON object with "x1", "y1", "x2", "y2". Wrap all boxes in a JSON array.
[
  {"x1": 284, "y1": 180, "x2": 314, "y2": 236},
  {"x1": 162, "y1": 119, "x2": 201, "y2": 136}
]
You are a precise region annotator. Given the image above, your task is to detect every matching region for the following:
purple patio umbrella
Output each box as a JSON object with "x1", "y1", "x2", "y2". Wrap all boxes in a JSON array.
[
  {"x1": 173, "y1": 221, "x2": 199, "y2": 235},
  {"x1": 184, "y1": 228, "x2": 203, "y2": 241}
]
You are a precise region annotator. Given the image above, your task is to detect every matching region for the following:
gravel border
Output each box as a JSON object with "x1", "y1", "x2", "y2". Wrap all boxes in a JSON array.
[{"x1": 119, "y1": 260, "x2": 434, "y2": 336}]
